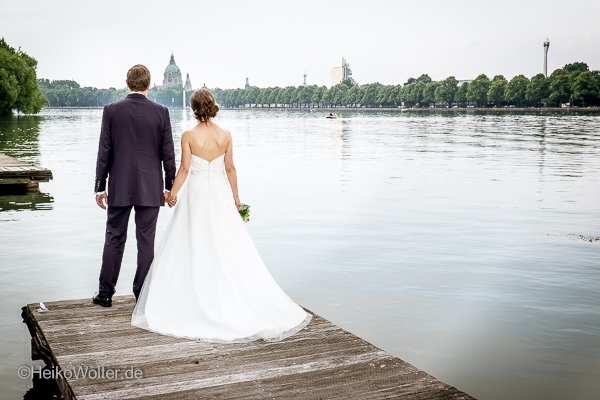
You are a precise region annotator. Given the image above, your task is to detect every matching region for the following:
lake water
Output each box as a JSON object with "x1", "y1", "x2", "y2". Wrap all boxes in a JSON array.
[{"x1": 0, "y1": 108, "x2": 599, "y2": 400}]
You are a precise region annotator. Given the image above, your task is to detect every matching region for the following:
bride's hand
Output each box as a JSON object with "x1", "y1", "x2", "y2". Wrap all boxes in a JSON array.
[
  {"x1": 168, "y1": 195, "x2": 177, "y2": 208},
  {"x1": 234, "y1": 196, "x2": 241, "y2": 211}
]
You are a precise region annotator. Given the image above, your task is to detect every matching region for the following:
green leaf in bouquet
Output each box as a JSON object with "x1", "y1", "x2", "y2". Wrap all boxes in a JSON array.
[{"x1": 239, "y1": 203, "x2": 250, "y2": 222}]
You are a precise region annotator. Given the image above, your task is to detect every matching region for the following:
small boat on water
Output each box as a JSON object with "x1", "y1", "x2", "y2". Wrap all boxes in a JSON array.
[{"x1": 326, "y1": 113, "x2": 338, "y2": 119}]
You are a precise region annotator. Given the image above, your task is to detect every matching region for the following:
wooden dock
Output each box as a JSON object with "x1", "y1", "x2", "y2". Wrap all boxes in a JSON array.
[
  {"x1": 22, "y1": 296, "x2": 476, "y2": 400},
  {"x1": 0, "y1": 152, "x2": 52, "y2": 189}
]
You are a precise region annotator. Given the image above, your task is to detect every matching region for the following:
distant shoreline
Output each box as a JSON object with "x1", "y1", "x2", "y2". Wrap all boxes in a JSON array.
[
  {"x1": 41, "y1": 106, "x2": 600, "y2": 113},
  {"x1": 218, "y1": 106, "x2": 600, "y2": 113}
]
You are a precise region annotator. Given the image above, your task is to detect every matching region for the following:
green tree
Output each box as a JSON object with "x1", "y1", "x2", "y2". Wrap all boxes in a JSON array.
[
  {"x1": 344, "y1": 85, "x2": 360, "y2": 106},
  {"x1": 268, "y1": 87, "x2": 280, "y2": 105},
  {"x1": 401, "y1": 83, "x2": 415, "y2": 107},
  {"x1": 416, "y1": 74, "x2": 432, "y2": 84},
  {"x1": 525, "y1": 74, "x2": 550, "y2": 105},
  {"x1": 232, "y1": 88, "x2": 245, "y2": 107},
  {"x1": 422, "y1": 81, "x2": 440, "y2": 105},
  {"x1": 467, "y1": 74, "x2": 491, "y2": 107},
  {"x1": 340, "y1": 79, "x2": 355, "y2": 89},
  {"x1": 312, "y1": 86, "x2": 326, "y2": 105},
  {"x1": 454, "y1": 82, "x2": 469, "y2": 106},
  {"x1": 245, "y1": 86, "x2": 260, "y2": 105},
  {"x1": 257, "y1": 87, "x2": 269, "y2": 106},
  {"x1": 290, "y1": 86, "x2": 302, "y2": 106},
  {"x1": 592, "y1": 70, "x2": 600, "y2": 104},
  {"x1": 504, "y1": 75, "x2": 530, "y2": 107},
  {"x1": 377, "y1": 85, "x2": 396, "y2": 107},
  {"x1": 568, "y1": 70, "x2": 583, "y2": 96},
  {"x1": 402, "y1": 82, "x2": 425, "y2": 107},
  {"x1": 571, "y1": 71, "x2": 600, "y2": 105},
  {"x1": 150, "y1": 84, "x2": 183, "y2": 107},
  {"x1": 321, "y1": 87, "x2": 333, "y2": 106},
  {"x1": 548, "y1": 69, "x2": 571, "y2": 106},
  {"x1": 299, "y1": 85, "x2": 314, "y2": 107},
  {"x1": 487, "y1": 75, "x2": 507, "y2": 106},
  {"x1": 330, "y1": 83, "x2": 349, "y2": 106},
  {"x1": 0, "y1": 38, "x2": 47, "y2": 115},
  {"x1": 360, "y1": 83, "x2": 382, "y2": 107},
  {"x1": 394, "y1": 84, "x2": 403, "y2": 106},
  {"x1": 563, "y1": 62, "x2": 589, "y2": 74},
  {"x1": 435, "y1": 76, "x2": 458, "y2": 105},
  {"x1": 53, "y1": 80, "x2": 80, "y2": 89}
]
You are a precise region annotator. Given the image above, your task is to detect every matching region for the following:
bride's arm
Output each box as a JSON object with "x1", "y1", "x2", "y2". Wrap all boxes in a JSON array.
[
  {"x1": 168, "y1": 132, "x2": 192, "y2": 201},
  {"x1": 224, "y1": 132, "x2": 241, "y2": 210}
]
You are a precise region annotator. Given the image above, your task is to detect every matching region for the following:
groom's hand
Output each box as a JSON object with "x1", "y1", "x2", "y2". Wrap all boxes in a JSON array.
[
  {"x1": 168, "y1": 195, "x2": 177, "y2": 208},
  {"x1": 96, "y1": 193, "x2": 108, "y2": 210}
]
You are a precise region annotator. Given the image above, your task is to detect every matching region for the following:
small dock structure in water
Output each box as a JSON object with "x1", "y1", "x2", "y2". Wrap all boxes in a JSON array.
[
  {"x1": 22, "y1": 296, "x2": 476, "y2": 399},
  {"x1": 0, "y1": 152, "x2": 52, "y2": 189}
]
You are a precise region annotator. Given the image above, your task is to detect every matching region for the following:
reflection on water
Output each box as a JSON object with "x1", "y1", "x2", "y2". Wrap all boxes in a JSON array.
[
  {"x1": 0, "y1": 188, "x2": 53, "y2": 215},
  {"x1": 0, "y1": 115, "x2": 52, "y2": 216},
  {"x1": 21, "y1": 366, "x2": 62, "y2": 400},
  {"x1": 0, "y1": 115, "x2": 43, "y2": 163},
  {"x1": 0, "y1": 109, "x2": 599, "y2": 400}
]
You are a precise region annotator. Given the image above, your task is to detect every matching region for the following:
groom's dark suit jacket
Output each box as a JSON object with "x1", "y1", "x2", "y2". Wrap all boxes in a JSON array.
[{"x1": 95, "y1": 93, "x2": 176, "y2": 207}]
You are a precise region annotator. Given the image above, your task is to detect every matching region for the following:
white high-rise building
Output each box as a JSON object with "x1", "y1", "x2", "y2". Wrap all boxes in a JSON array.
[{"x1": 331, "y1": 57, "x2": 355, "y2": 86}]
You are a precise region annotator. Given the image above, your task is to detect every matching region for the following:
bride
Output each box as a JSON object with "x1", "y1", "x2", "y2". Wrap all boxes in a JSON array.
[{"x1": 131, "y1": 89, "x2": 311, "y2": 342}]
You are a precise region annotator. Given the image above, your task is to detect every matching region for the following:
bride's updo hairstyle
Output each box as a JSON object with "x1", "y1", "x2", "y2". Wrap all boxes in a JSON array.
[{"x1": 190, "y1": 89, "x2": 219, "y2": 123}]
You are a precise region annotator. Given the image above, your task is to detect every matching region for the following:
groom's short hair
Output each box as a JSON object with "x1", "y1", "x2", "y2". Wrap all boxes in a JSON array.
[{"x1": 127, "y1": 65, "x2": 151, "y2": 92}]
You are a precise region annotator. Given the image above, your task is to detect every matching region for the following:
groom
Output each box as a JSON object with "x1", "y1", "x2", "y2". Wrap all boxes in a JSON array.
[{"x1": 93, "y1": 64, "x2": 176, "y2": 307}]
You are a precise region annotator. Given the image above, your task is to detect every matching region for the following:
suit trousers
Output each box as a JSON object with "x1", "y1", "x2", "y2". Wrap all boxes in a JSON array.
[{"x1": 99, "y1": 205, "x2": 160, "y2": 299}]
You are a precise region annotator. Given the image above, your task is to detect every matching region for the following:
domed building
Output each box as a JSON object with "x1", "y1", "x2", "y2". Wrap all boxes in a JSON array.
[{"x1": 162, "y1": 53, "x2": 183, "y2": 87}]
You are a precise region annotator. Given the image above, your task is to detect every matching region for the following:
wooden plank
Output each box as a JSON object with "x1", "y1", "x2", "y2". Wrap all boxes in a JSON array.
[{"x1": 23, "y1": 296, "x2": 476, "y2": 400}]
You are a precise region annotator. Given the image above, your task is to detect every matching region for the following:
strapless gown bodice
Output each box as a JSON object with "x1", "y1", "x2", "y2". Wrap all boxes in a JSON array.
[{"x1": 189, "y1": 153, "x2": 226, "y2": 176}]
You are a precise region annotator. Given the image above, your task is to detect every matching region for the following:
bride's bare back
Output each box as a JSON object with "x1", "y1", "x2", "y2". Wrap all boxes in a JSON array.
[
  {"x1": 188, "y1": 122, "x2": 230, "y2": 161},
  {"x1": 168, "y1": 119, "x2": 240, "y2": 211}
]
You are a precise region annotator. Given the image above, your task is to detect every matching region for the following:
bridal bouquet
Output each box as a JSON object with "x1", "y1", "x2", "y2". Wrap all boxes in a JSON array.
[{"x1": 239, "y1": 204, "x2": 250, "y2": 222}]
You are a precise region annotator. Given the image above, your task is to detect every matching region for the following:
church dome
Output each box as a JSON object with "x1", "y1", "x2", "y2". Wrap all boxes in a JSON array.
[
  {"x1": 165, "y1": 63, "x2": 180, "y2": 74},
  {"x1": 162, "y1": 53, "x2": 184, "y2": 88},
  {"x1": 164, "y1": 54, "x2": 181, "y2": 74}
]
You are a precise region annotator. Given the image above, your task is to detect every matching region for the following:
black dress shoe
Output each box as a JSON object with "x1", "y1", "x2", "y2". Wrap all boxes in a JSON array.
[{"x1": 92, "y1": 294, "x2": 112, "y2": 307}]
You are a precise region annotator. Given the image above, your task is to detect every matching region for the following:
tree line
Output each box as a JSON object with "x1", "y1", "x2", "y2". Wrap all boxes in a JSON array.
[
  {"x1": 23, "y1": 56, "x2": 600, "y2": 112},
  {"x1": 0, "y1": 38, "x2": 47, "y2": 116},
  {"x1": 38, "y1": 79, "x2": 128, "y2": 107},
  {"x1": 212, "y1": 62, "x2": 599, "y2": 108},
  {"x1": 37, "y1": 80, "x2": 191, "y2": 108}
]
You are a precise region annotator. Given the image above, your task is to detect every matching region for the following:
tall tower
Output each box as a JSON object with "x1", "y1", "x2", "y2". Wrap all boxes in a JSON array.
[
  {"x1": 245, "y1": 77, "x2": 250, "y2": 90},
  {"x1": 303, "y1": 72, "x2": 307, "y2": 86},
  {"x1": 184, "y1": 73, "x2": 193, "y2": 92},
  {"x1": 543, "y1": 38, "x2": 550, "y2": 77}
]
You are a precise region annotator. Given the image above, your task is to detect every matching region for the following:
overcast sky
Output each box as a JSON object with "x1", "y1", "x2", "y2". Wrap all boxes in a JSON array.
[{"x1": 2, "y1": 0, "x2": 599, "y2": 90}]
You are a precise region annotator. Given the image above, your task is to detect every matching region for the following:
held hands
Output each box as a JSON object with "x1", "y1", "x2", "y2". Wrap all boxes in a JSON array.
[
  {"x1": 165, "y1": 190, "x2": 177, "y2": 208},
  {"x1": 96, "y1": 193, "x2": 108, "y2": 210},
  {"x1": 96, "y1": 192, "x2": 176, "y2": 209}
]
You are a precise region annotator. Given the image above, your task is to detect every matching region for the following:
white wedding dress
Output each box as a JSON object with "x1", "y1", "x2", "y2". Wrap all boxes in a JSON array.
[{"x1": 131, "y1": 153, "x2": 311, "y2": 342}]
